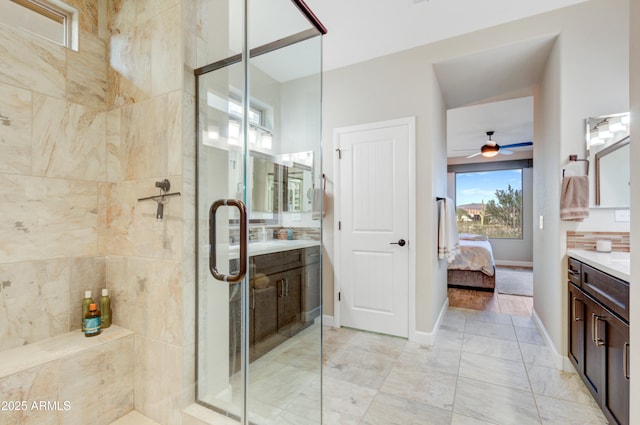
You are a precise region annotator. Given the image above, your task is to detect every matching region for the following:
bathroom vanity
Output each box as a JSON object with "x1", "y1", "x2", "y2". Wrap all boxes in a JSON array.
[
  {"x1": 567, "y1": 249, "x2": 630, "y2": 425},
  {"x1": 228, "y1": 240, "x2": 321, "y2": 370}
]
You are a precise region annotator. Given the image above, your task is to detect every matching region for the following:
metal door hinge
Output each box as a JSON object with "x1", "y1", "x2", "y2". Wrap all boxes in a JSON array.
[
  {"x1": 336, "y1": 148, "x2": 342, "y2": 159},
  {"x1": 338, "y1": 221, "x2": 341, "y2": 230},
  {"x1": 338, "y1": 291, "x2": 341, "y2": 301}
]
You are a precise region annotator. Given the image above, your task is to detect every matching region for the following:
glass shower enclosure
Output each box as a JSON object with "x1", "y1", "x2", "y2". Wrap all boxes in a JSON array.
[{"x1": 194, "y1": 1, "x2": 325, "y2": 424}]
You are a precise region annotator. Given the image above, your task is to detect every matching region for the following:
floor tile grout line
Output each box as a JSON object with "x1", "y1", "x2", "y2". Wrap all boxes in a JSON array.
[
  {"x1": 448, "y1": 308, "x2": 467, "y2": 423},
  {"x1": 512, "y1": 312, "x2": 545, "y2": 425}
]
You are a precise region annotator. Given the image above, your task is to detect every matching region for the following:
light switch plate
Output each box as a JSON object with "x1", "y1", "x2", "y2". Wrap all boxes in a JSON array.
[{"x1": 614, "y1": 209, "x2": 630, "y2": 222}]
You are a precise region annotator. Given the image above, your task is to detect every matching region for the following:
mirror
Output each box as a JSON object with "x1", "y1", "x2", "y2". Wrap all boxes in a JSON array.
[
  {"x1": 251, "y1": 154, "x2": 280, "y2": 215},
  {"x1": 244, "y1": 150, "x2": 315, "y2": 221},
  {"x1": 586, "y1": 112, "x2": 630, "y2": 208},
  {"x1": 283, "y1": 163, "x2": 313, "y2": 212},
  {"x1": 595, "y1": 136, "x2": 630, "y2": 207}
]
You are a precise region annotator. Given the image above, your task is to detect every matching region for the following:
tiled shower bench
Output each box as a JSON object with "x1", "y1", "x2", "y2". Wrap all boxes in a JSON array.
[{"x1": 0, "y1": 326, "x2": 134, "y2": 425}]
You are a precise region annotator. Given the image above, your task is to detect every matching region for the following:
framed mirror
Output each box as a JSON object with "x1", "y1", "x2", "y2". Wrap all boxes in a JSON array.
[
  {"x1": 595, "y1": 136, "x2": 630, "y2": 207},
  {"x1": 585, "y1": 112, "x2": 630, "y2": 208}
]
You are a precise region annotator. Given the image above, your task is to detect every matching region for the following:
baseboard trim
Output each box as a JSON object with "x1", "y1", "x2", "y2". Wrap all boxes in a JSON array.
[
  {"x1": 322, "y1": 314, "x2": 335, "y2": 327},
  {"x1": 495, "y1": 260, "x2": 533, "y2": 268},
  {"x1": 531, "y1": 308, "x2": 573, "y2": 372},
  {"x1": 411, "y1": 298, "x2": 449, "y2": 346}
]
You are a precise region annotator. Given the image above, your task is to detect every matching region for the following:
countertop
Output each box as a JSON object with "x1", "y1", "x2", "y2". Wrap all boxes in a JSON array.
[
  {"x1": 228, "y1": 239, "x2": 321, "y2": 258},
  {"x1": 567, "y1": 249, "x2": 630, "y2": 282}
]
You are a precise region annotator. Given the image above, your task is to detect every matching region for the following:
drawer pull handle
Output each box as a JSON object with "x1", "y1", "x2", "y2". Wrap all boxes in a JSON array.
[
  {"x1": 573, "y1": 297, "x2": 582, "y2": 321},
  {"x1": 624, "y1": 342, "x2": 630, "y2": 380},
  {"x1": 592, "y1": 314, "x2": 605, "y2": 347},
  {"x1": 568, "y1": 269, "x2": 580, "y2": 277}
]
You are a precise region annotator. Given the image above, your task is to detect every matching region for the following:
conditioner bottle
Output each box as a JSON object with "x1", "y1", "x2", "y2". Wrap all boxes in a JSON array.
[{"x1": 100, "y1": 288, "x2": 111, "y2": 329}]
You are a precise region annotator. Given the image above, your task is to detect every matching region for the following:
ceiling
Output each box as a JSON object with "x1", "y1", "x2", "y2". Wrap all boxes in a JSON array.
[{"x1": 303, "y1": 0, "x2": 589, "y2": 159}]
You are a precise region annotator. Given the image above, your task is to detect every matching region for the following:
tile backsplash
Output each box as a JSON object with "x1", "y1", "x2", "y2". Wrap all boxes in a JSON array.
[{"x1": 566, "y1": 231, "x2": 630, "y2": 252}]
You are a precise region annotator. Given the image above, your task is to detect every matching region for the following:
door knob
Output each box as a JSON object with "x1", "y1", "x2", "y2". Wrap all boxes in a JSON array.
[{"x1": 390, "y1": 239, "x2": 406, "y2": 247}]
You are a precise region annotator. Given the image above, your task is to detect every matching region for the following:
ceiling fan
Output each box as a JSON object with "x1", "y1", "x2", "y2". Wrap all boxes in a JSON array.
[{"x1": 466, "y1": 131, "x2": 533, "y2": 158}]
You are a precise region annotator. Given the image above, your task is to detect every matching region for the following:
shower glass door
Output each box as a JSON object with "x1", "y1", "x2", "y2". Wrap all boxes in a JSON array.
[{"x1": 195, "y1": 1, "x2": 324, "y2": 424}]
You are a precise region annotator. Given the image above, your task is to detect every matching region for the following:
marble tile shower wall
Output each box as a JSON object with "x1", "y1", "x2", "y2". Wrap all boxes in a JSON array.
[
  {"x1": 1, "y1": 0, "x2": 190, "y2": 423},
  {"x1": 106, "y1": 1, "x2": 187, "y2": 424},
  {"x1": 0, "y1": 0, "x2": 108, "y2": 351}
]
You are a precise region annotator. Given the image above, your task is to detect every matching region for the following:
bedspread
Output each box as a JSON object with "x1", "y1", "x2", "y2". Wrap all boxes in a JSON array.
[{"x1": 447, "y1": 239, "x2": 495, "y2": 276}]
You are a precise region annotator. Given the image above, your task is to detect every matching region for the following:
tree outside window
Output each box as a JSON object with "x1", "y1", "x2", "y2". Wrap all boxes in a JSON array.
[{"x1": 455, "y1": 169, "x2": 523, "y2": 239}]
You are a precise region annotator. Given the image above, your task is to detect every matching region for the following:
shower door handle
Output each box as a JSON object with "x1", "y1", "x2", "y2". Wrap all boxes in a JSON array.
[{"x1": 209, "y1": 199, "x2": 247, "y2": 283}]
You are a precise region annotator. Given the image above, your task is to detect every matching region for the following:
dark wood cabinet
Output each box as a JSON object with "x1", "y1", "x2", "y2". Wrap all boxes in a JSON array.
[
  {"x1": 583, "y1": 294, "x2": 605, "y2": 401},
  {"x1": 274, "y1": 267, "x2": 304, "y2": 331},
  {"x1": 229, "y1": 245, "x2": 320, "y2": 372},
  {"x1": 567, "y1": 257, "x2": 630, "y2": 425},
  {"x1": 568, "y1": 283, "x2": 585, "y2": 371},
  {"x1": 603, "y1": 312, "x2": 630, "y2": 425}
]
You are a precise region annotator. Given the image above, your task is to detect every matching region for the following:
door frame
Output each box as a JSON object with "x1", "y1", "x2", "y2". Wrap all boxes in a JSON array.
[{"x1": 332, "y1": 116, "x2": 417, "y2": 341}]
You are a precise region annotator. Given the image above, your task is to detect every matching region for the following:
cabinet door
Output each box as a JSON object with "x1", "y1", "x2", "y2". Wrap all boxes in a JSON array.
[
  {"x1": 603, "y1": 313, "x2": 630, "y2": 425},
  {"x1": 302, "y1": 261, "x2": 321, "y2": 322},
  {"x1": 253, "y1": 286, "x2": 278, "y2": 343},
  {"x1": 277, "y1": 268, "x2": 303, "y2": 330},
  {"x1": 568, "y1": 283, "x2": 585, "y2": 372},
  {"x1": 583, "y1": 296, "x2": 606, "y2": 403}
]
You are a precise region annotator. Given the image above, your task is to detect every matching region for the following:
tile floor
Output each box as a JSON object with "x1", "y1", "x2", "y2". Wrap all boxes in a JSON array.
[
  {"x1": 322, "y1": 306, "x2": 608, "y2": 425},
  {"x1": 111, "y1": 288, "x2": 607, "y2": 425}
]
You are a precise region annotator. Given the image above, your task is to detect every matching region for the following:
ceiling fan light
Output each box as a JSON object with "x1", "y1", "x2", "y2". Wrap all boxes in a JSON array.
[{"x1": 481, "y1": 144, "x2": 499, "y2": 158}]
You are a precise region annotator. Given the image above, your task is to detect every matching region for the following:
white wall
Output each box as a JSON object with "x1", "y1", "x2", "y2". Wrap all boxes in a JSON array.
[
  {"x1": 537, "y1": 0, "x2": 629, "y2": 360},
  {"x1": 322, "y1": 0, "x2": 630, "y2": 341},
  {"x1": 321, "y1": 49, "x2": 448, "y2": 332},
  {"x1": 628, "y1": 0, "x2": 639, "y2": 421}
]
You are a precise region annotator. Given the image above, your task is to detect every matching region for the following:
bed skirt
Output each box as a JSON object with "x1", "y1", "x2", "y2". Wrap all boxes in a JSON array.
[{"x1": 447, "y1": 269, "x2": 495, "y2": 291}]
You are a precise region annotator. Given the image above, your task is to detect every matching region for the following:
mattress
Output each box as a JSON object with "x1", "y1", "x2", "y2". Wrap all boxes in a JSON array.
[{"x1": 447, "y1": 239, "x2": 495, "y2": 276}]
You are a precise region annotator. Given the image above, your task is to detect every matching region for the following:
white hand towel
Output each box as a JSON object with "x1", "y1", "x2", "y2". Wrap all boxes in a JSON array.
[{"x1": 438, "y1": 197, "x2": 459, "y2": 261}]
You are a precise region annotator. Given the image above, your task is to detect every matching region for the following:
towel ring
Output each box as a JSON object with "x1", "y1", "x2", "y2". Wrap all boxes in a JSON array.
[{"x1": 563, "y1": 155, "x2": 589, "y2": 177}]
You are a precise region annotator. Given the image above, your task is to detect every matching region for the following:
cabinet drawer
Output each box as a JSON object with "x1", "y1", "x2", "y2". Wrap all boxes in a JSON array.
[
  {"x1": 253, "y1": 249, "x2": 304, "y2": 275},
  {"x1": 582, "y1": 264, "x2": 629, "y2": 323},
  {"x1": 304, "y1": 246, "x2": 321, "y2": 265},
  {"x1": 568, "y1": 258, "x2": 582, "y2": 287}
]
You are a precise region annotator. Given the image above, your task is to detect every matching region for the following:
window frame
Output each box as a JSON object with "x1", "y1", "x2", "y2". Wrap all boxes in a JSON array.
[
  {"x1": 453, "y1": 166, "x2": 525, "y2": 241},
  {"x1": 4, "y1": 0, "x2": 78, "y2": 50}
]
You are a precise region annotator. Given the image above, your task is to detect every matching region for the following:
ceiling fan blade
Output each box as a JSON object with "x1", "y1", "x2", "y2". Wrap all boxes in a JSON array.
[
  {"x1": 500, "y1": 149, "x2": 514, "y2": 155},
  {"x1": 466, "y1": 152, "x2": 482, "y2": 159},
  {"x1": 500, "y1": 141, "x2": 533, "y2": 149}
]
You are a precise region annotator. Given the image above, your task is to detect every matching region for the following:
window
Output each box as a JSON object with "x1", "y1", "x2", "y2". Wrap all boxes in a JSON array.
[
  {"x1": 0, "y1": 0, "x2": 78, "y2": 50},
  {"x1": 455, "y1": 169, "x2": 523, "y2": 239}
]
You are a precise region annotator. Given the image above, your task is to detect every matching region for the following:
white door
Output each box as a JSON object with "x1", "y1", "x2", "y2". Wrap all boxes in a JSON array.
[{"x1": 336, "y1": 119, "x2": 412, "y2": 338}]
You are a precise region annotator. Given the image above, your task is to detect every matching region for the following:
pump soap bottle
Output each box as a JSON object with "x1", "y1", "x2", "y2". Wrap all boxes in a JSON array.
[
  {"x1": 82, "y1": 291, "x2": 94, "y2": 331},
  {"x1": 100, "y1": 288, "x2": 111, "y2": 329}
]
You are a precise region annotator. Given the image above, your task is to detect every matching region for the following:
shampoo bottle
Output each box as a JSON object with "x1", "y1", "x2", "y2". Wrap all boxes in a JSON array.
[
  {"x1": 82, "y1": 291, "x2": 94, "y2": 331},
  {"x1": 100, "y1": 288, "x2": 111, "y2": 329},
  {"x1": 84, "y1": 303, "x2": 101, "y2": 337}
]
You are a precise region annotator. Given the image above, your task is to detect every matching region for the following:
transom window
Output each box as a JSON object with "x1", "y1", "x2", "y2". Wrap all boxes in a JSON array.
[{"x1": 0, "y1": 0, "x2": 78, "y2": 50}]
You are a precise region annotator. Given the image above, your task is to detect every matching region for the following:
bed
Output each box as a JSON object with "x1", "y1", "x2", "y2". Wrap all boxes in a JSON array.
[{"x1": 447, "y1": 234, "x2": 496, "y2": 291}]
